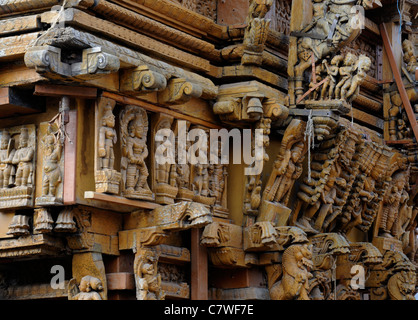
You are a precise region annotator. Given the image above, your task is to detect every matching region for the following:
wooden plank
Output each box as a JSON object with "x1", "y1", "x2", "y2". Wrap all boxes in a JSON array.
[
  {"x1": 348, "y1": 106, "x2": 384, "y2": 129},
  {"x1": 34, "y1": 84, "x2": 98, "y2": 99},
  {"x1": 63, "y1": 110, "x2": 78, "y2": 205},
  {"x1": 191, "y1": 228, "x2": 208, "y2": 300},
  {"x1": 0, "y1": 87, "x2": 45, "y2": 118},
  {"x1": 101, "y1": 91, "x2": 222, "y2": 129},
  {"x1": 380, "y1": 23, "x2": 418, "y2": 142},
  {"x1": 83, "y1": 191, "x2": 161, "y2": 212}
]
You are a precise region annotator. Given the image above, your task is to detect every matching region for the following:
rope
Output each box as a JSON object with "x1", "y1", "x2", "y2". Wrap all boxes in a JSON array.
[{"x1": 304, "y1": 109, "x2": 315, "y2": 183}]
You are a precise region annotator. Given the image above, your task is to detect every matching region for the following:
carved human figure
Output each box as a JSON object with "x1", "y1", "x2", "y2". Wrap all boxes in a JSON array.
[
  {"x1": 124, "y1": 114, "x2": 151, "y2": 196},
  {"x1": 321, "y1": 55, "x2": 344, "y2": 100},
  {"x1": 302, "y1": 0, "x2": 330, "y2": 38},
  {"x1": 12, "y1": 128, "x2": 34, "y2": 187},
  {"x1": 41, "y1": 125, "x2": 62, "y2": 198},
  {"x1": 192, "y1": 163, "x2": 210, "y2": 197},
  {"x1": 334, "y1": 53, "x2": 356, "y2": 99},
  {"x1": 98, "y1": 104, "x2": 117, "y2": 170},
  {"x1": 343, "y1": 55, "x2": 371, "y2": 101},
  {"x1": 379, "y1": 171, "x2": 409, "y2": 238},
  {"x1": 0, "y1": 130, "x2": 15, "y2": 188},
  {"x1": 208, "y1": 163, "x2": 227, "y2": 207}
]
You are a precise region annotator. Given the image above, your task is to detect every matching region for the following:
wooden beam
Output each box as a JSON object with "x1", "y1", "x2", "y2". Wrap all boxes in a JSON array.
[
  {"x1": 34, "y1": 84, "x2": 98, "y2": 99},
  {"x1": 191, "y1": 228, "x2": 208, "y2": 300},
  {"x1": 101, "y1": 91, "x2": 222, "y2": 129},
  {"x1": 0, "y1": 87, "x2": 44, "y2": 118},
  {"x1": 379, "y1": 23, "x2": 418, "y2": 142},
  {"x1": 83, "y1": 191, "x2": 161, "y2": 212}
]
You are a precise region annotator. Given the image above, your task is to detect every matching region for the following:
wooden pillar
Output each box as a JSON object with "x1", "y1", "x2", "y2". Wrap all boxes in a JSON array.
[
  {"x1": 191, "y1": 228, "x2": 208, "y2": 300},
  {"x1": 63, "y1": 108, "x2": 78, "y2": 205}
]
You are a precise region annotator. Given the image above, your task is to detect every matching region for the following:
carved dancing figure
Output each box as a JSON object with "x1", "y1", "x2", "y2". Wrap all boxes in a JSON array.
[
  {"x1": 12, "y1": 128, "x2": 34, "y2": 187},
  {"x1": 344, "y1": 54, "x2": 371, "y2": 101},
  {"x1": 0, "y1": 129, "x2": 15, "y2": 188}
]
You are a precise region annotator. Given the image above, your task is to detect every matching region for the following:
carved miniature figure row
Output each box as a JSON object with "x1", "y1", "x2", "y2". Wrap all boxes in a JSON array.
[{"x1": 96, "y1": 100, "x2": 228, "y2": 217}]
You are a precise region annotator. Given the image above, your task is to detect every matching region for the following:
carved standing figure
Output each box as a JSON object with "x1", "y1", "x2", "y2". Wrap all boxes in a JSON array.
[
  {"x1": 40, "y1": 124, "x2": 63, "y2": 199},
  {"x1": 98, "y1": 103, "x2": 117, "y2": 171},
  {"x1": 335, "y1": 52, "x2": 356, "y2": 99},
  {"x1": 379, "y1": 170, "x2": 409, "y2": 238},
  {"x1": 12, "y1": 128, "x2": 34, "y2": 187},
  {"x1": 321, "y1": 55, "x2": 344, "y2": 100},
  {"x1": 120, "y1": 106, "x2": 153, "y2": 200},
  {"x1": 0, "y1": 129, "x2": 15, "y2": 188}
]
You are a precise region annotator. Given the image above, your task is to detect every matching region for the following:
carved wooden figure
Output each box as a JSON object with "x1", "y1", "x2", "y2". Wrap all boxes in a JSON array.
[
  {"x1": 120, "y1": 105, "x2": 154, "y2": 201},
  {"x1": 0, "y1": 129, "x2": 15, "y2": 189},
  {"x1": 95, "y1": 100, "x2": 121, "y2": 194},
  {"x1": 36, "y1": 123, "x2": 63, "y2": 205}
]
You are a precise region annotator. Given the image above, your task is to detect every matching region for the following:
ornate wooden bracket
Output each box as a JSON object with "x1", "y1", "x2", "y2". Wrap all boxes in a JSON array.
[
  {"x1": 157, "y1": 78, "x2": 203, "y2": 105},
  {"x1": 120, "y1": 65, "x2": 167, "y2": 95},
  {"x1": 24, "y1": 45, "x2": 120, "y2": 80}
]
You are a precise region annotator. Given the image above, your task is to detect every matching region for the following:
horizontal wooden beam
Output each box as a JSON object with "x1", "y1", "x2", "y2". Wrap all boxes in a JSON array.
[
  {"x1": 101, "y1": 91, "x2": 223, "y2": 129},
  {"x1": 0, "y1": 87, "x2": 45, "y2": 118},
  {"x1": 34, "y1": 84, "x2": 98, "y2": 99},
  {"x1": 83, "y1": 191, "x2": 161, "y2": 212}
]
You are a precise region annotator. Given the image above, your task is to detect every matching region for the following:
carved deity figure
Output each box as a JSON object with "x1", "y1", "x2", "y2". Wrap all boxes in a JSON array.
[
  {"x1": 120, "y1": 106, "x2": 153, "y2": 200},
  {"x1": 192, "y1": 163, "x2": 210, "y2": 197},
  {"x1": 98, "y1": 104, "x2": 117, "y2": 171},
  {"x1": 209, "y1": 163, "x2": 227, "y2": 207},
  {"x1": 40, "y1": 124, "x2": 63, "y2": 199},
  {"x1": 0, "y1": 130, "x2": 15, "y2": 188},
  {"x1": 12, "y1": 128, "x2": 34, "y2": 187},
  {"x1": 269, "y1": 243, "x2": 313, "y2": 300},
  {"x1": 379, "y1": 170, "x2": 409, "y2": 238},
  {"x1": 134, "y1": 249, "x2": 164, "y2": 300}
]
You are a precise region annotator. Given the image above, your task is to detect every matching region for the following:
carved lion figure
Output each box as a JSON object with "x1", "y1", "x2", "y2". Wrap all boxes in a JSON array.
[{"x1": 269, "y1": 243, "x2": 313, "y2": 300}]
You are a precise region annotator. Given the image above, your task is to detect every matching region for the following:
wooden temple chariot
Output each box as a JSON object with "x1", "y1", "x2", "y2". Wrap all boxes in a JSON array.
[{"x1": 0, "y1": 0, "x2": 416, "y2": 301}]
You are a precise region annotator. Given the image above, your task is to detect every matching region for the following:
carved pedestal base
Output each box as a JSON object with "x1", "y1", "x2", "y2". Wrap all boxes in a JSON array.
[
  {"x1": 192, "y1": 195, "x2": 216, "y2": 208},
  {"x1": 0, "y1": 186, "x2": 33, "y2": 209},
  {"x1": 212, "y1": 205, "x2": 229, "y2": 219},
  {"x1": 155, "y1": 183, "x2": 178, "y2": 205},
  {"x1": 372, "y1": 236, "x2": 403, "y2": 254},
  {"x1": 95, "y1": 170, "x2": 121, "y2": 195},
  {"x1": 35, "y1": 195, "x2": 62, "y2": 206},
  {"x1": 122, "y1": 188, "x2": 155, "y2": 201},
  {"x1": 176, "y1": 188, "x2": 194, "y2": 202},
  {"x1": 257, "y1": 200, "x2": 292, "y2": 226},
  {"x1": 305, "y1": 100, "x2": 351, "y2": 114},
  {"x1": 7, "y1": 215, "x2": 30, "y2": 236}
]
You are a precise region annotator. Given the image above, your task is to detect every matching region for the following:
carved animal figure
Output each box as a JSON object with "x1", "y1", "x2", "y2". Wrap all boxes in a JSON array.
[{"x1": 269, "y1": 244, "x2": 313, "y2": 300}]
